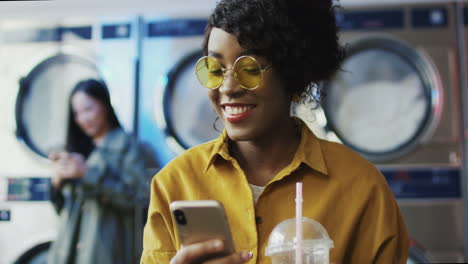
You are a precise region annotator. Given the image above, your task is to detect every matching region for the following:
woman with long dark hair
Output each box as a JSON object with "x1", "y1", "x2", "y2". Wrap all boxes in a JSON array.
[
  {"x1": 141, "y1": 0, "x2": 409, "y2": 263},
  {"x1": 48, "y1": 79, "x2": 158, "y2": 264}
]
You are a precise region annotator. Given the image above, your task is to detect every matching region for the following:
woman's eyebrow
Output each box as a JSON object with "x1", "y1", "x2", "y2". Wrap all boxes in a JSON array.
[
  {"x1": 207, "y1": 50, "x2": 253, "y2": 59},
  {"x1": 207, "y1": 51, "x2": 223, "y2": 59}
]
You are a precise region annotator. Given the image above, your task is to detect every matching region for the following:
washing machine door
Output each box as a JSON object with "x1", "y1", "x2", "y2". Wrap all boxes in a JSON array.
[
  {"x1": 16, "y1": 53, "x2": 101, "y2": 157},
  {"x1": 320, "y1": 37, "x2": 442, "y2": 162},
  {"x1": 159, "y1": 50, "x2": 221, "y2": 153}
]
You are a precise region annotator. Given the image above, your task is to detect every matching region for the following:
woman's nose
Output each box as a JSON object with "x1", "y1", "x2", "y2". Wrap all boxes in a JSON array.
[
  {"x1": 76, "y1": 112, "x2": 90, "y2": 124},
  {"x1": 219, "y1": 71, "x2": 244, "y2": 95}
]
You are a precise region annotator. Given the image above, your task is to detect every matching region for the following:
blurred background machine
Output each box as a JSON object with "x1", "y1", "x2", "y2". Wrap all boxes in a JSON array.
[
  {"x1": 299, "y1": 1, "x2": 463, "y2": 262},
  {"x1": 0, "y1": 16, "x2": 140, "y2": 263},
  {"x1": 460, "y1": 0, "x2": 468, "y2": 262},
  {"x1": 138, "y1": 16, "x2": 218, "y2": 166}
]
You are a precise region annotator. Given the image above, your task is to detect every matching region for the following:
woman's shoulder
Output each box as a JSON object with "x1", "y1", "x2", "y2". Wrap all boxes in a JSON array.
[
  {"x1": 97, "y1": 129, "x2": 152, "y2": 160},
  {"x1": 317, "y1": 138, "x2": 385, "y2": 184},
  {"x1": 157, "y1": 139, "x2": 220, "y2": 177},
  {"x1": 319, "y1": 139, "x2": 369, "y2": 164},
  {"x1": 101, "y1": 128, "x2": 130, "y2": 148},
  {"x1": 104, "y1": 128, "x2": 147, "y2": 150}
]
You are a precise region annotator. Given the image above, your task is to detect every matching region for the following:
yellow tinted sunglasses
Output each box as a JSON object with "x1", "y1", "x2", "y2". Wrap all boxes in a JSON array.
[{"x1": 195, "y1": 55, "x2": 272, "y2": 90}]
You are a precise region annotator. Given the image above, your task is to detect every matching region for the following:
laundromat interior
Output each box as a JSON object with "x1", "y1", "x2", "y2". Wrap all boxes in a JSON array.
[{"x1": 1, "y1": 0, "x2": 468, "y2": 263}]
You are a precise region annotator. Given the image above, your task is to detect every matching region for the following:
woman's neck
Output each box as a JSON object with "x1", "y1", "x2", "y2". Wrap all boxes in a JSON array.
[
  {"x1": 92, "y1": 125, "x2": 113, "y2": 145},
  {"x1": 229, "y1": 118, "x2": 301, "y2": 186}
]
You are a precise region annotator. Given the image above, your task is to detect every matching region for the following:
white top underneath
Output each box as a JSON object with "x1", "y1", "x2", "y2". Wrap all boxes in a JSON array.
[{"x1": 249, "y1": 183, "x2": 266, "y2": 205}]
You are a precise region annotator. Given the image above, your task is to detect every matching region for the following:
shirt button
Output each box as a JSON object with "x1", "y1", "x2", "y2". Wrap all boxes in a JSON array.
[{"x1": 255, "y1": 216, "x2": 263, "y2": 224}]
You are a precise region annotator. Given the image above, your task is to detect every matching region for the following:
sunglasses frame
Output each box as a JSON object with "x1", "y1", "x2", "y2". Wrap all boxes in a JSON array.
[{"x1": 195, "y1": 55, "x2": 272, "y2": 90}]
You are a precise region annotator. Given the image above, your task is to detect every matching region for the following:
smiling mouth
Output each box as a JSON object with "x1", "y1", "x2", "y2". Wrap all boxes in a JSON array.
[{"x1": 222, "y1": 105, "x2": 256, "y2": 123}]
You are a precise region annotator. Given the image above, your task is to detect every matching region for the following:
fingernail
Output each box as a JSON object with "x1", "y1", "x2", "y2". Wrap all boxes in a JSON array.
[
  {"x1": 241, "y1": 251, "x2": 253, "y2": 261},
  {"x1": 213, "y1": 240, "x2": 223, "y2": 249}
]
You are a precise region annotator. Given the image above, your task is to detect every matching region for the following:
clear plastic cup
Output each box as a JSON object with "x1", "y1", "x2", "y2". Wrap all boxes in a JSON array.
[{"x1": 265, "y1": 217, "x2": 334, "y2": 264}]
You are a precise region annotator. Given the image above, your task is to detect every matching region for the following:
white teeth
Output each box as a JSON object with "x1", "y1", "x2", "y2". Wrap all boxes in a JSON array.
[{"x1": 225, "y1": 105, "x2": 253, "y2": 115}]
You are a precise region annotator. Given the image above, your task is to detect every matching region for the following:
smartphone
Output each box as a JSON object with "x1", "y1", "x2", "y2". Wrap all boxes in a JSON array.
[{"x1": 170, "y1": 200, "x2": 236, "y2": 258}]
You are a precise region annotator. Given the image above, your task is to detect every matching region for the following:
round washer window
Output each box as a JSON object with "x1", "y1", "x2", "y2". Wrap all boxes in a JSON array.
[
  {"x1": 16, "y1": 54, "x2": 101, "y2": 157},
  {"x1": 162, "y1": 51, "x2": 222, "y2": 151},
  {"x1": 322, "y1": 37, "x2": 441, "y2": 161}
]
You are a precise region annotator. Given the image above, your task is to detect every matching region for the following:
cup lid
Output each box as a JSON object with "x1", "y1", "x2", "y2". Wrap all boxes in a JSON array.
[{"x1": 265, "y1": 217, "x2": 334, "y2": 256}]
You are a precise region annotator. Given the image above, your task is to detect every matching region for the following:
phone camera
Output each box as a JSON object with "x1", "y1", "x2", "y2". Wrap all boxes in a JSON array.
[{"x1": 173, "y1": 210, "x2": 187, "y2": 225}]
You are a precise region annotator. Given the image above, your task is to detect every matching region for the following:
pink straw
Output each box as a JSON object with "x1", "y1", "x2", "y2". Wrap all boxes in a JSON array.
[{"x1": 296, "y1": 182, "x2": 303, "y2": 264}]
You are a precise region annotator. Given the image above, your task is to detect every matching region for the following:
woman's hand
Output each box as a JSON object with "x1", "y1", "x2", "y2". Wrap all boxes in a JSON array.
[
  {"x1": 49, "y1": 152, "x2": 87, "y2": 188},
  {"x1": 170, "y1": 239, "x2": 252, "y2": 264}
]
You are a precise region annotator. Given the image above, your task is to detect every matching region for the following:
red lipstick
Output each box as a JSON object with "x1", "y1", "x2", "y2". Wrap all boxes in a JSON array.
[{"x1": 222, "y1": 104, "x2": 256, "y2": 123}]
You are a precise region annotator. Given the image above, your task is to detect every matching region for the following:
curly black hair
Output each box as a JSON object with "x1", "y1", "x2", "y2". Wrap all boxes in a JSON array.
[{"x1": 203, "y1": 0, "x2": 345, "y2": 102}]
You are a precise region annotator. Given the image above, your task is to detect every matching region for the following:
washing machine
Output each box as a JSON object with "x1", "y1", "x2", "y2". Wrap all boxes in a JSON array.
[
  {"x1": 459, "y1": 1, "x2": 468, "y2": 262},
  {"x1": 295, "y1": 1, "x2": 463, "y2": 262},
  {"x1": 0, "y1": 16, "x2": 140, "y2": 264},
  {"x1": 139, "y1": 16, "x2": 217, "y2": 166}
]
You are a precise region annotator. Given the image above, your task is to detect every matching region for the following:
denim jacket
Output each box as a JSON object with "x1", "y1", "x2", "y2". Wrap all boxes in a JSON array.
[{"x1": 49, "y1": 128, "x2": 158, "y2": 264}]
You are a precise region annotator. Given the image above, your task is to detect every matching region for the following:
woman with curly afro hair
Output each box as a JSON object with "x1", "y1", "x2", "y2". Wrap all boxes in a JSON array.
[{"x1": 142, "y1": 0, "x2": 409, "y2": 263}]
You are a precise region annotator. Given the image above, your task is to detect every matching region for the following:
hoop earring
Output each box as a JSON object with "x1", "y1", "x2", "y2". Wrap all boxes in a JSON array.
[{"x1": 213, "y1": 116, "x2": 222, "y2": 132}]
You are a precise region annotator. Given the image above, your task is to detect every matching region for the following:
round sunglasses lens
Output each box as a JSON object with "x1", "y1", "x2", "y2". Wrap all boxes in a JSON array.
[
  {"x1": 195, "y1": 57, "x2": 223, "y2": 89},
  {"x1": 234, "y1": 57, "x2": 263, "y2": 89}
]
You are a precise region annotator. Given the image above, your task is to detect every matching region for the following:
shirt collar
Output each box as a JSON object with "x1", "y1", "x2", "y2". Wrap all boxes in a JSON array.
[
  {"x1": 203, "y1": 120, "x2": 329, "y2": 177},
  {"x1": 294, "y1": 122, "x2": 329, "y2": 176},
  {"x1": 204, "y1": 130, "x2": 230, "y2": 173}
]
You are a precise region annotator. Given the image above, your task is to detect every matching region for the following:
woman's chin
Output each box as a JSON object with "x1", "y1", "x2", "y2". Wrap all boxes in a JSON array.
[
  {"x1": 225, "y1": 127, "x2": 257, "y2": 142},
  {"x1": 82, "y1": 129, "x2": 97, "y2": 138}
]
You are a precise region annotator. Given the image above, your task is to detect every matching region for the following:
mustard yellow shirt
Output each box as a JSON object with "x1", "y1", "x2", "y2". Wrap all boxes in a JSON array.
[{"x1": 141, "y1": 124, "x2": 409, "y2": 263}]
